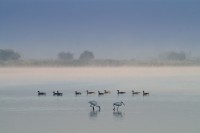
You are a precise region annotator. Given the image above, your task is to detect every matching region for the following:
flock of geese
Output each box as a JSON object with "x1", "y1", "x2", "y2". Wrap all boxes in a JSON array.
[
  {"x1": 37, "y1": 91, "x2": 63, "y2": 96},
  {"x1": 38, "y1": 90, "x2": 150, "y2": 96},
  {"x1": 86, "y1": 90, "x2": 150, "y2": 96},
  {"x1": 38, "y1": 89, "x2": 150, "y2": 111}
]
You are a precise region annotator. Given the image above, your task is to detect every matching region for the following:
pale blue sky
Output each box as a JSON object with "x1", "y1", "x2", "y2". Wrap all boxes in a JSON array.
[{"x1": 0, "y1": 0, "x2": 200, "y2": 59}]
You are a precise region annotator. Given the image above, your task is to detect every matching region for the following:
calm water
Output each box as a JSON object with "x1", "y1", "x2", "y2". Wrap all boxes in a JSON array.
[{"x1": 0, "y1": 67, "x2": 200, "y2": 133}]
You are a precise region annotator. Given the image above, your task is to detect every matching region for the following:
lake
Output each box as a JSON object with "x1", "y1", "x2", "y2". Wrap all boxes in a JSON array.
[{"x1": 0, "y1": 67, "x2": 200, "y2": 133}]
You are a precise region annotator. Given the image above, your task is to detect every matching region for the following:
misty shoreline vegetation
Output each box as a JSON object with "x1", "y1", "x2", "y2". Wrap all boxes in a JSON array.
[{"x1": 1, "y1": 49, "x2": 200, "y2": 67}]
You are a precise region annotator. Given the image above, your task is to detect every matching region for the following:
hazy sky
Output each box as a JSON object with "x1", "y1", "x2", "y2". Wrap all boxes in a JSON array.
[{"x1": 0, "y1": 0, "x2": 200, "y2": 59}]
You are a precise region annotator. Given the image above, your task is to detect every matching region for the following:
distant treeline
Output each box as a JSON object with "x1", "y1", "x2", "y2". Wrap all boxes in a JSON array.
[
  {"x1": 1, "y1": 48, "x2": 200, "y2": 66},
  {"x1": 1, "y1": 59, "x2": 200, "y2": 67}
]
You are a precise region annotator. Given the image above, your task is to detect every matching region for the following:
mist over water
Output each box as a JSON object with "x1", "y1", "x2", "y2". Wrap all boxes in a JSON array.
[
  {"x1": 0, "y1": 67, "x2": 200, "y2": 133},
  {"x1": 0, "y1": 67, "x2": 200, "y2": 93}
]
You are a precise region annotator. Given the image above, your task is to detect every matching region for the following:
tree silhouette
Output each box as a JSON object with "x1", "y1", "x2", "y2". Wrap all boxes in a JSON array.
[
  {"x1": 57, "y1": 51, "x2": 74, "y2": 61},
  {"x1": 160, "y1": 51, "x2": 187, "y2": 61},
  {"x1": 0, "y1": 49, "x2": 21, "y2": 61},
  {"x1": 79, "y1": 50, "x2": 94, "y2": 61}
]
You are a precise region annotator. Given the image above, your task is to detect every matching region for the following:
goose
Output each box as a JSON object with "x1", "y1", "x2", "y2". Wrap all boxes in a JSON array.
[
  {"x1": 53, "y1": 91, "x2": 57, "y2": 96},
  {"x1": 75, "y1": 91, "x2": 81, "y2": 95},
  {"x1": 143, "y1": 91, "x2": 149, "y2": 96},
  {"x1": 98, "y1": 91, "x2": 104, "y2": 95},
  {"x1": 53, "y1": 91, "x2": 63, "y2": 96},
  {"x1": 86, "y1": 90, "x2": 95, "y2": 95},
  {"x1": 132, "y1": 90, "x2": 140, "y2": 95},
  {"x1": 56, "y1": 91, "x2": 63, "y2": 96},
  {"x1": 104, "y1": 90, "x2": 111, "y2": 94},
  {"x1": 37, "y1": 91, "x2": 46, "y2": 96},
  {"x1": 117, "y1": 90, "x2": 126, "y2": 94},
  {"x1": 88, "y1": 101, "x2": 101, "y2": 111},
  {"x1": 113, "y1": 101, "x2": 125, "y2": 111}
]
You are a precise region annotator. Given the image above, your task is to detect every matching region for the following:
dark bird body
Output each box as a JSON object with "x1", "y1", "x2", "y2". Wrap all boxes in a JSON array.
[
  {"x1": 98, "y1": 91, "x2": 104, "y2": 95},
  {"x1": 143, "y1": 91, "x2": 149, "y2": 96},
  {"x1": 86, "y1": 90, "x2": 95, "y2": 95},
  {"x1": 104, "y1": 90, "x2": 111, "y2": 94},
  {"x1": 37, "y1": 91, "x2": 46, "y2": 96},
  {"x1": 117, "y1": 90, "x2": 126, "y2": 94},
  {"x1": 132, "y1": 90, "x2": 140, "y2": 95},
  {"x1": 53, "y1": 91, "x2": 63, "y2": 96},
  {"x1": 75, "y1": 91, "x2": 81, "y2": 95}
]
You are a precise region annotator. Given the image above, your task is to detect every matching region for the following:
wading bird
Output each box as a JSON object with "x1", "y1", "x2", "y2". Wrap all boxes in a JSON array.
[
  {"x1": 88, "y1": 101, "x2": 101, "y2": 111},
  {"x1": 113, "y1": 101, "x2": 125, "y2": 111}
]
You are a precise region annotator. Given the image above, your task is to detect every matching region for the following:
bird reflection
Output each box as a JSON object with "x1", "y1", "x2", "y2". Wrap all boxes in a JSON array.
[
  {"x1": 89, "y1": 110, "x2": 100, "y2": 119},
  {"x1": 113, "y1": 111, "x2": 124, "y2": 118}
]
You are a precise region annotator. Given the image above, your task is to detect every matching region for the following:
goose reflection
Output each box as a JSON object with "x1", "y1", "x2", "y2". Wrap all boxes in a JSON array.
[{"x1": 89, "y1": 110, "x2": 100, "y2": 119}]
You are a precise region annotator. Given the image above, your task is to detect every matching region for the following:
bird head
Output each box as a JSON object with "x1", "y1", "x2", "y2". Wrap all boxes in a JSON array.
[{"x1": 121, "y1": 101, "x2": 125, "y2": 106}]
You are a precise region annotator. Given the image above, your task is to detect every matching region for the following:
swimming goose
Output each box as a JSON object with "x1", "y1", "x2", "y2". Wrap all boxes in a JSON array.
[
  {"x1": 132, "y1": 90, "x2": 140, "y2": 95},
  {"x1": 117, "y1": 90, "x2": 126, "y2": 94},
  {"x1": 75, "y1": 91, "x2": 81, "y2": 95},
  {"x1": 37, "y1": 91, "x2": 46, "y2": 96},
  {"x1": 104, "y1": 90, "x2": 111, "y2": 94},
  {"x1": 53, "y1": 91, "x2": 63, "y2": 96},
  {"x1": 98, "y1": 91, "x2": 104, "y2": 95},
  {"x1": 86, "y1": 90, "x2": 95, "y2": 95},
  {"x1": 143, "y1": 91, "x2": 149, "y2": 96}
]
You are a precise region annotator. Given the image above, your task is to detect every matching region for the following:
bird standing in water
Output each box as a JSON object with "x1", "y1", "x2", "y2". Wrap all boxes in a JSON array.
[
  {"x1": 113, "y1": 101, "x2": 125, "y2": 111},
  {"x1": 88, "y1": 101, "x2": 101, "y2": 111}
]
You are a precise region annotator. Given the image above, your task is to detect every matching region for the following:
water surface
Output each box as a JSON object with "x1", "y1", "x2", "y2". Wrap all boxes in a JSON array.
[{"x1": 0, "y1": 67, "x2": 200, "y2": 133}]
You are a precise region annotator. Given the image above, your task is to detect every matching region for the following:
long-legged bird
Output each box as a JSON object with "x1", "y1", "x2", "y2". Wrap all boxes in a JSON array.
[
  {"x1": 88, "y1": 101, "x2": 101, "y2": 111},
  {"x1": 113, "y1": 101, "x2": 125, "y2": 111}
]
